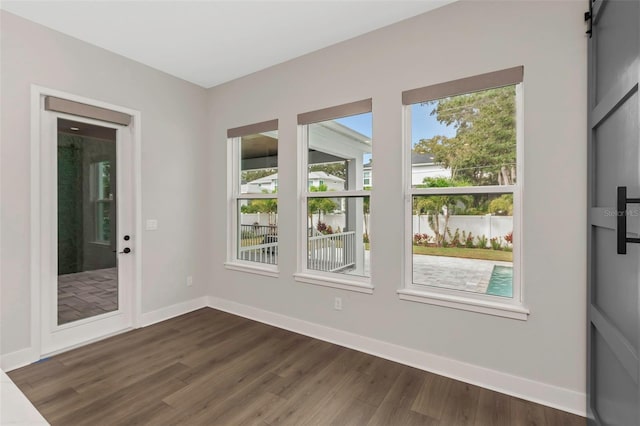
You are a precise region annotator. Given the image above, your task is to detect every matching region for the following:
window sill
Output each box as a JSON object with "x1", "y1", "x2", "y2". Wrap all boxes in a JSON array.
[
  {"x1": 294, "y1": 273, "x2": 374, "y2": 294},
  {"x1": 224, "y1": 262, "x2": 279, "y2": 278},
  {"x1": 397, "y1": 288, "x2": 529, "y2": 320}
]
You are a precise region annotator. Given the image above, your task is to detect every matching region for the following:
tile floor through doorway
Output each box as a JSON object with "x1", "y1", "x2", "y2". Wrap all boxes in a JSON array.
[{"x1": 57, "y1": 267, "x2": 118, "y2": 325}]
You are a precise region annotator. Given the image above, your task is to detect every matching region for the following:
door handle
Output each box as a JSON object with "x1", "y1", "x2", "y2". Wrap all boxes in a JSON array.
[
  {"x1": 119, "y1": 247, "x2": 131, "y2": 254},
  {"x1": 617, "y1": 186, "x2": 640, "y2": 254}
]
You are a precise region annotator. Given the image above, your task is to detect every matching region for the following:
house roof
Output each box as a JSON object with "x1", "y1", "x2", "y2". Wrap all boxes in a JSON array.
[
  {"x1": 247, "y1": 171, "x2": 344, "y2": 185},
  {"x1": 363, "y1": 152, "x2": 436, "y2": 169},
  {"x1": 308, "y1": 171, "x2": 344, "y2": 182},
  {"x1": 411, "y1": 152, "x2": 436, "y2": 165}
]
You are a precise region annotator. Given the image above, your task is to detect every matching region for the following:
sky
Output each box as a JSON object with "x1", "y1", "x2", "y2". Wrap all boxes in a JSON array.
[{"x1": 334, "y1": 103, "x2": 456, "y2": 164}]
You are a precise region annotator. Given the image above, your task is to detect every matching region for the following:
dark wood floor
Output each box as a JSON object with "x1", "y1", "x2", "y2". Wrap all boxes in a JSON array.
[{"x1": 9, "y1": 308, "x2": 585, "y2": 425}]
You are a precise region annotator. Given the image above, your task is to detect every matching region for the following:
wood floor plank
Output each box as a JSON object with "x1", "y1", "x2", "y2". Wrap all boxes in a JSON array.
[
  {"x1": 511, "y1": 397, "x2": 547, "y2": 426},
  {"x1": 543, "y1": 405, "x2": 587, "y2": 426},
  {"x1": 411, "y1": 371, "x2": 453, "y2": 420},
  {"x1": 439, "y1": 379, "x2": 481, "y2": 425},
  {"x1": 52, "y1": 363, "x2": 190, "y2": 425},
  {"x1": 474, "y1": 387, "x2": 512, "y2": 426},
  {"x1": 7, "y1": 308, "x2": 585, "y2": 425},
  {"x1": 329, "y1": 399, "x2": 378, "y2": 426},
  {"x1": 368, "y1": 368, "x2": 439, "y2": 426},
  {"x1": 264, "y1": 349, "x2": 366, "y2": 425}
]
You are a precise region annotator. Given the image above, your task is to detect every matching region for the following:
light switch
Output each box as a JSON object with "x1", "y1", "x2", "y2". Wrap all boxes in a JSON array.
[{"x1": 145, "y1": 219, "x2": 158, "y2": 231}]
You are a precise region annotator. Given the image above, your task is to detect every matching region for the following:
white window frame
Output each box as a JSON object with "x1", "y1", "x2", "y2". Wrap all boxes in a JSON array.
[
  {"x1": 399, "y1": 69, "x2": 529, "y2": 320},
  {"x1": 91, "y1": 160, "x2": 112, "y2": 244},
  {"x1": 225, "y1": 120, "x2": 279, "y2": 278},
  {"x1": 294, "y1": 100, "x2": 374, "y2": 294}
]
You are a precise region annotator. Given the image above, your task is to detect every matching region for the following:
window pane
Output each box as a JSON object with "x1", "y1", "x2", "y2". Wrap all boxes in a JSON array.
[
  {"x1": 240, "y1": 131, "x2": 278, "y2": 194},
  {"x1": 96, "y1": 161, "x2": 111, "y2": 200},
  {"x1": 306, "y1": 196, "x2": 370, "y2": 277},
  {"x1": 307, "y1": 112, "x2": 372, "y2": 191},
  {"x1": 412, "y1": 193, "x2": 513, "y2": 297},
  {"x1": 237, "y1": 199, "x2": 278, "y2": 265},
  {"x1": 410, "y1": 85, "x2": 516, "y2": 188},
  {"x1": 96, "y1": 201, "x2": 111, "y2": 243}
]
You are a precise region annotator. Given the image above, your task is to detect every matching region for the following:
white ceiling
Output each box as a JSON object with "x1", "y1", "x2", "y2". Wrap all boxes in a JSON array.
[{"x1": 1, "y1": 0, "x2": 455, "y2": 88}]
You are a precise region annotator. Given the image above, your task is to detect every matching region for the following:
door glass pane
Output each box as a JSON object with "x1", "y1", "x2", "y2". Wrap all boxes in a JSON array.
[{"x1": 57, "y1": 118, "x2": 118, "y2": 325}]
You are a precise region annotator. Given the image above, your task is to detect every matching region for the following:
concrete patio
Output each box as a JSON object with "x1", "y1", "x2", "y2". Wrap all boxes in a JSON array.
[{"x1": 354, "y1": 251, "x2": 512, "y2": 295}]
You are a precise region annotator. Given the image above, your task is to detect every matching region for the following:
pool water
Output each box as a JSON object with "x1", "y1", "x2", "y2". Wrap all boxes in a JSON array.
[{"x1": 486, "y1": 265, "x2": 513, "y2": 298}]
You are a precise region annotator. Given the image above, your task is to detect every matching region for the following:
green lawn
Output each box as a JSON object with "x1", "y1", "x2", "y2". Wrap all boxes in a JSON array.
[{"x1": 412, "y1": 246, "x2": 512, "y2": 262}]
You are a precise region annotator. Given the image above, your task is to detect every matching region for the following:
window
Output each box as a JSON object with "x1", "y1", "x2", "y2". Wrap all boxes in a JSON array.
[
  {"x1": 400, "y1": 67, "x2": 528, "y2": 319},
  {"x1": 91, "y1": 160, "x2": 112, "y2": 243},
  {"x1": 227, "y1": 119, "x2": 279, "y2": 275},
  {"x1": 295, "y1": 99, "x2": 373, "y2": 293},
  {"x1": 363, "y1": 171, "x2": 371, "y2": 187}
]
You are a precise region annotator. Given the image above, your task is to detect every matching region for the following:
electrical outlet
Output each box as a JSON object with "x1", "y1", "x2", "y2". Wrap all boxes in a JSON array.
[
  {"x1": 186, "y1": 276, "x2": 193, "y2": 287},
  {"x1": 334, "y1": 297, "x2": 342, "y2": 311}
]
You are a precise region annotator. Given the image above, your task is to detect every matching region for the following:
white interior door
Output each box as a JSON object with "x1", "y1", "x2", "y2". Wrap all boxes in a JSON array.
[{"x1": 40, "y1": 110, "x2": 135, "y2": 355}]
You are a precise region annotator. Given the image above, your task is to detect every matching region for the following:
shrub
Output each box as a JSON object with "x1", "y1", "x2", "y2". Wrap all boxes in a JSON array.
[
  {"x1": 413, "y1": 233, "x2": 431, "y2": 246},
  {"x1": 363, "y1": 233, "x2": 370, "y2": 243},
  {"x1": 463, "y1": 231, "x2": 475, "y2": 248},
  {"x1": 489, "y1": 194, "x2": 514, "y2": 215},
  {"x1": 504, "y1": 231, "x2": 513, "y2": 244},
  {"x1": 490, "y1": 237, "x2": 503, "y2": 250},
  {"x1": 446, "y1": 228, "x2": 462, "y2": 248},
  {"x1": 241, "y1": 230, "x2": 257, "y2": 239},
  {"x1": 476, "y1": 234, "x2": 489, "y2": 249}
]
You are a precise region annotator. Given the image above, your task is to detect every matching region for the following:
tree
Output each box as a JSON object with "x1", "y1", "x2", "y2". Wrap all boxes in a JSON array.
[
  {"x1": 240, "y1": 190, "x2": 278, "y2": 224},
  {"x1": 413, "y1": 86, "x2": 516, "y2": 186},
  {"x1": 413, "y1": 177, "x2": 471, "y2": 246},
  {"x1": 363, "y1": 196, "x2": 370, "y2": 243},
  {"x1": 488, "y1": 194, "x2": 513, "y2": 215},
  {"x1": 241, "y1": 168, "x2": 276, "y2": 184},
  {"x1": 309, "y1": 161, "x2": 347, "y2": 181},
  {"x1": 307, "y1": 184, "x2": 337, "y2": 230}
]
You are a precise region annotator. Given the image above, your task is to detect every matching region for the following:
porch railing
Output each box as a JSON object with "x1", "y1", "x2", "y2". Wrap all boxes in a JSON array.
[
  {"x1": 239, "y1": 224, "x2": 278, "y2": 265},
  {"x1": 308, "y1": 231, "x2": 356, "y2": 272},
  {"x1": 238, "y1": 224, "x2": 357, "y2": 272}
]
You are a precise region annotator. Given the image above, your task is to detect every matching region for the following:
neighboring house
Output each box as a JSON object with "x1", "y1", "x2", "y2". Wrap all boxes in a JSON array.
[
  {"x1": 241, "y1": 173, "x2": 279, "y2": 194},
  {"x1": 362, "y1": 152, "x2": 451, "y2": 187},
  {"x1": 241, "y1": 171, "x2": 345, "y2": 194},
  {"x1": 307, "y1": 171, "x2": 345, "y2": 191}
]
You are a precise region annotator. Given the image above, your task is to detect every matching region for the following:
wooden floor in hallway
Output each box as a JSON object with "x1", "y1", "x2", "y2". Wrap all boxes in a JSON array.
[{"x1": 8, "y1": 308, "x2": 585, "y2": 426}]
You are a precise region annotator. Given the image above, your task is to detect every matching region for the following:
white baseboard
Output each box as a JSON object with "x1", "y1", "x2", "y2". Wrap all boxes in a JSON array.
[
  {"x1": 207, "y1": 296, "x2": 586, "y2": 417},
  {"x1": 140, "y1": 296, "x2": 209, "y2": 327},
  {"x1": 0, "y1": 347, "x2": 39, "y2": 372}
]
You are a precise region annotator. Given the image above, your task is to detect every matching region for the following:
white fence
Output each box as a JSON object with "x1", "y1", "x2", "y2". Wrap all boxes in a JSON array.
[{"x1": 413, "y1": 214, "x2": 513, "y2": 245}]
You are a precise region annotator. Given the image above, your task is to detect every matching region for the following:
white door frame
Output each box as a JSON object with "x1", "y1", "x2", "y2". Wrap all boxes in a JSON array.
[{"x1": 30, "y1": 85, "x2": 142, "y2": 358}]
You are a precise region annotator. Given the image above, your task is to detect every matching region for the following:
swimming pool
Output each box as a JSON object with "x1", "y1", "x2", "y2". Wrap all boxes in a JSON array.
[{"x1": 486, "y1": 265, "x2": 513, "y2": 298}]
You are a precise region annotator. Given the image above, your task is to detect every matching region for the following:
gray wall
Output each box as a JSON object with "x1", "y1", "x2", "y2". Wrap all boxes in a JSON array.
[
  {"x1": 207, "y1": 0, "x2": 586, "y2": 398},
  {"x1": 0, "y1": 10, "x2": 210, "y2": 354}
]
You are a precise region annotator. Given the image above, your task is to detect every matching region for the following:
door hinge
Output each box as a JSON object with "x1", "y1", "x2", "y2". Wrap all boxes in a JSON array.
[{"x1": 584, "y1": 6, "x2": 593, "y2": 38}]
